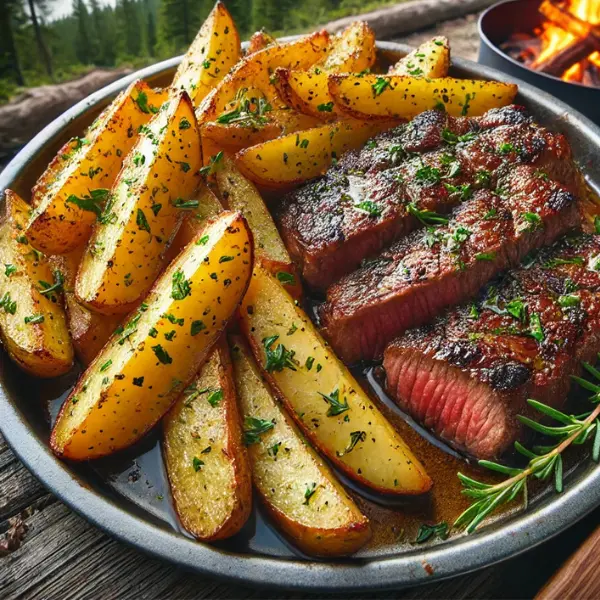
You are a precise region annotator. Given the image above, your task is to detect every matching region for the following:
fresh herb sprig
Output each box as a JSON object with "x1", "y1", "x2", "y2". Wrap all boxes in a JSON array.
[{"x1": 455, "y1": 359, "x2": 600, "y2": 533}]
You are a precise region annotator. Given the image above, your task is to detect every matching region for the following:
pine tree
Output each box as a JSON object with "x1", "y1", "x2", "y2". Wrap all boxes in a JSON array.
[
  {"x1": 0, "y1": 0, "x2": 26, "y2": 85},
  {"x1": 145, "y1": 0, "x2": 157, "y2": 57},
  {"x1": 72, "y1": 0, "x2": 93, "y2": 64},
  {"x1": 226, "y1": 0, "x2": 252, "y2": 36},
  {"x1": 26, "y1": 0, "x2": 54, "y2": 78},
  {"x1": 157, "y1": 0, "x2": 208, "y2": 56},
  {"x1": 117, "y1": 0, "x2": 143, "y2": 58}
]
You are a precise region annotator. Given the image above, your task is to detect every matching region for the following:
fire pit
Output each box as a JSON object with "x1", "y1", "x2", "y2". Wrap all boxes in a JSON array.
[{"x1": 479, "y1": 0, "x2": 600, "y2": 121}]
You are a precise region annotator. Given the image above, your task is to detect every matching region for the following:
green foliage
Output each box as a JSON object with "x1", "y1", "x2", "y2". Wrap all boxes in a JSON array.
[{"x1": 1, "y1": 0, "x2": 410, "y2": 105}]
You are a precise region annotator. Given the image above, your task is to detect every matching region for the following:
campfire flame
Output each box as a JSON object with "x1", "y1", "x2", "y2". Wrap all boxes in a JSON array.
[
  {"x1": 535, "y1": 0, "x2": 600, "y2": 81},
  {"x1": 502, "y1": 0, "x2": 600, "y2": 86}
]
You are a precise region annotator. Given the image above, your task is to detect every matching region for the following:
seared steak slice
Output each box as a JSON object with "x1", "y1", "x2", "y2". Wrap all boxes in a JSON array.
[
  {"x1": 383, "y1": 234, "x2": 600, "y2": 459},
  {"x1": 319, "y1": 164, "x2": 580, "y2": 364},
  {"x1": 277, "y1": 106, "x2": 579, "y2": 290}
]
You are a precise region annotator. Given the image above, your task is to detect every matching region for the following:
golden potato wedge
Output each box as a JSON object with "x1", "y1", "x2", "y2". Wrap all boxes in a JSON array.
[
  {"x1": 274, "y1": 22, "x2": 376, "y2": 120},
  {"x1": 0, "y1": 190, "x2": 73, "y2": 377},
  {"x1": 165, "y1": 184, "x2": 223, "y2": 264},
  {"x1": 239, "y1": 264, "x2": 432, "y2": 496},
  {"x1": 234, "y1": 119, "x2": 394, "y2": 189},
  {"x1": 247, "y1": 30, "x2": 277, "y2": 55},
  {"x1": 230, "y1": 335, "x2": 370, "y2": 556},
  {"x1": 202, "y1": 119, "x2": 284, "y2": 154},
  {"x1": 319, "y1": 21, "x2": 376, "y2": 72},
  {"x1": 51, "y1": 211, "x2": 253, "y2": 460},
  {"x1": 50, "y1": 249, "x2": 121, "y2": 366},
  {"x1": 170, "y1": 1, "x2": 240, "y2": 106},
  {"x1": 27, "y1": 81, "x2": 167, "y2": 255},
  {"x1": 328, "y1": 74, "x2": 518, "y2": 120},
  {"x1": 388, "y1": 36, "x2": 450, "y2": 78},
  {"x1": 75, "y1": 91, "x2": 202, "y2": 315},
  {"x1": 216, "y1": 155, "x2": 302, "y2": 298},
  {"x1": 196, "y1": 30, "x2": 330, "y2": 123},
  {"x1": 163, "y1": 339, "x2": 252, "y2": 541}
]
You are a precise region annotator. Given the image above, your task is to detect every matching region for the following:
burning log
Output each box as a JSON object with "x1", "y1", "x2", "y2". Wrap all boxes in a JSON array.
[{"x1": 534, "y1": 0, "x2": 600, "y2": 75}]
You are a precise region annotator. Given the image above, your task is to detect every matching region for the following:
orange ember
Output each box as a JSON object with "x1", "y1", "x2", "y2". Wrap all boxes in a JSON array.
[{"x1": 534, "y1": 0, "x2": 600, "y2": 82}]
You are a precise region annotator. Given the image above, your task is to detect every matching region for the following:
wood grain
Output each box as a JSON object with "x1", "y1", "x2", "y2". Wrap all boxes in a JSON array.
[{"x1": 536, "y1": 524, "x2": 600, "y2": 600}]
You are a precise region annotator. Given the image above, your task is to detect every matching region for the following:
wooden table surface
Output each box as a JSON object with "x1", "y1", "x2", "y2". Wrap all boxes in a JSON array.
[{"x1": 1, "y1": 428, "x2": 599, "y2": 599}]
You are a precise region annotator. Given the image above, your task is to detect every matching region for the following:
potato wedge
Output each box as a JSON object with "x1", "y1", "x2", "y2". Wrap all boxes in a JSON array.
[
  {"x1": 328, "y1": 74, "x2": 518, "y2": 120},
  {"x1": 170, "y1": 1, "x2": 240, "y2": 106},
  {"x1": 0, "y1": 190, "x2": 73, "y2": 377},
  {"x1": 234, "y1": 119, "x2": 394, "y2": 189},
  {"x1": 50, "y1": 249, "x2": 121, "y2": 366},
  {"x1": 388, "y1": 36, "x2": 450, "y2": 78},
  {"x1": 230, "y1": 335, "x2": 370, "y2": 556},
  {"x1": 216, "y1": 155, "x2": 301, "y2": 298},
  {"x1": 51, "y1": 211, "x2": 253, "y2": 460},
  {"x1": 165, "y1": 184, "x2": 223, "y2": 264},
  {"x1": 239, "y1": 264, "x2": 431, "y2": 495},
  {"x1": 163, "y1": 339, "x2": 252, "y2": 541},
  {"x1": 274, "y1": 22, "x2": 376, "y2": 120},
  {"x1": 196, "y1": 30, "x2": 330, "y2": 123},
  {"x1": 75, "y1": 91, "x2": 202, "y2": 315},
  {"x1": 247, "y1": 30, "x2": 277, "y2": 55},
  {"x1": 26, "y1": 81, "x2": 167, "y2": 255}
]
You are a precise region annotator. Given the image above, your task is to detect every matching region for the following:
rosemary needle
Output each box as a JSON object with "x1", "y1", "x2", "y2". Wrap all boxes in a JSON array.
[{"x1": 455, "y1": 356, "x2": 600, "y2": 534}]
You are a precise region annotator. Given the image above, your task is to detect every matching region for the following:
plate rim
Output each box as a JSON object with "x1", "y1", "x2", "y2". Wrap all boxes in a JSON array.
[{"x1": 2, "y1": 40, "x2": 600, "y2": 592}]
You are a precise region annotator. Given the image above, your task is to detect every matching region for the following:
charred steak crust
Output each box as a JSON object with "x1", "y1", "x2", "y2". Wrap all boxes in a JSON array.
[
  {"x1": 319, "y1": 156, "x2": 581, "y2": 365},
  {"x1": 276, "y1": 105, "x2": 579, "y2": 291},
  {"x1": 383, "y1": 234, "x2": 600, "y2": 460}
]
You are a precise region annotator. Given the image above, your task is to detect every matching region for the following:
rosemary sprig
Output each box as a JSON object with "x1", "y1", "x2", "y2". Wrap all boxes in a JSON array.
[{"x1": 455, "y1": 358, "x2": 600, "y2": 534}]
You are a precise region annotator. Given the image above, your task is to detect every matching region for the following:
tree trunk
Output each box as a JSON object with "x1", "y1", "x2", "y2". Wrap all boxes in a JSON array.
[
  {"x1": 0, "y1": 5, "x2": 25, "y2": 86},
  {"x1": 27, "y1": 0, "x2": 54, "y2": 80}
]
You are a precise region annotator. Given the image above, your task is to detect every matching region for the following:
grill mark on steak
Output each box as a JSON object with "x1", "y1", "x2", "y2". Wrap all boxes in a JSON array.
[
  {"x1": 276, "y1": 106, "x2": 580, "y2": 291},
  {"x1": 383, "y1": 234, "x2": 600, "y2": 459},
  {"x1": 319, "y1": 163, "x2": 581, "y2": 364}
]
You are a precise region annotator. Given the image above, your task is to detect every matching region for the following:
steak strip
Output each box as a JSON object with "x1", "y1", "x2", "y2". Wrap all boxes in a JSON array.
[
  {"x1": 319, "y1": 161, "x2": 581, "y2": 364},
  {"x1": 383, "y1": 233, "x2": 600, "y2": 460},
  {"x1": 277, "y1": 106, "x2": 579, "y2": 290}
]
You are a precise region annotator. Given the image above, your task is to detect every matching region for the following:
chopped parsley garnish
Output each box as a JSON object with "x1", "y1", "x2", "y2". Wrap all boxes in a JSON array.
[
  {"x1": 444, "y1": 182, "x2": 472, "y2": 201},
  {"x1": 133, "y1": 376, "x2": 144, "y2": 387},
  {"x1": 66, "y1": 188, "x2": 110, "y2": 218},
  {"x1": 276, "y1": 271, "x2": 296, "y2": 285},
  {"x1": 263, "y1": 335, "x2": 298, "y2": 372},
  {"x1": 544, "y1": 257, "x2": 584, "y2": 268},
  {"x1": 219, "y1": 255, "x2": 234, "y2": 263},
  {"x1": 38, "y1": 269, "x2": 64, "y2": 297},
  {"x1": 305, "y1": 356, "x2": 315, "y2": 371},
  {"x1": 506, "y1": 299, "x2": 527, "y2": 322},
  {"x1": 319, "y1": 388, "x2": 349, "y2": 417},
  {"x1": 268, "y1": 442, "x2": 281, "y2": 457},
  {"x1": 163, "y1": 312, "x2": 184, "y2": 326},
  {"x1": 4, "y1": 264, "x2": 17, "y2": 277},
  {"x1": 499, "y1": 142, "x2": 516, "y2": 154},
  {"x1": 372, "y1": 77, "x2": 390, "y2": 96},
  {"x1": 415, "y1": 164, "x2": 441, "y2": 185},
  {"x1": 177, "y1": 161, "x2": 191, "y2": 173},
  {"x1": 179, "y1": 117, "x2": 192, "y2": 130},
  {"x1": 475, "y1": 252, "x2": 496, "y2": 261},
  {"x1": 133, "y1": 153, "x2": 145, "y2": 167},
  {"x1": 461, "y1": 93, "x2": 472, "y2": 116},
  {"x1": 207, "y1": 388, "x2": 223, "y2": 407},
  {"x1": 338, "y1": 430, "x2": 366, "y2": 456},
  {"x1": 558, "y1": 294, "x2": 580, "y2": 309},
  {"x1": 415, "y1": 522, "x2": 449, "y2": 543},
  {"x1": 100, "y1": 359, "x2": 112, "y2": 372},
  {"x1": 521, "y1": 212, "x2": 542, "y2": 231},
  {"x1": 190, "y1": 320, "x2": 206, "y2": 336},
  {"x1": 317, "y1": 102, "x2": 334, "y2": 112},
  {"x1": 483, "y1": 207, "x2": 498, "y2": 220},
  {"x1": 151, "y1": 203, "x2": 162, "y2": 216},
  {"x1": 243, "y1": 417, "x2": 275, "y2": 445},
  {"x1": 354, "y1": 200, "x2": 382, "y2": 217},
  {"x1": 196, "y1": 235, "x2": 209, "y2": 245},
  {"x1": 24, "y1": 314, "x2": 44, "y2": 324},
  {"x1": 475, "y1": 170, "x2": 492, "y2": 188},
  {"x1": 172, "y1": 270, "x2": 191, "y2": 300},
  {"x1": 528, "y1": 313, "x2": 545, "y2": 342},
  {"x1": 192, "y1": 457, "x2": 204, "y2": 472},
  {"x1": 595, "y1": 216, "x2": 600, "y2": 234},
  {"x1": 216, "y1": 94, "x2": 272, "y2": 128},
  {"x1": 0, "y1": 292, "x2": 17, "y2": 315},
  {"x1": 134, "y1": 91, "x2": 159, "y2": 114},
  {"x1": 152, "y1": 344, "x2": 173, "y2": 364},
  {"x1": 198, "y1": 151, "x2": 224, "y2": 178},
  {"x1": 408, "y1": 203, "x2": 449, "y2": 228},
  {"x1": 173, "y1": 198, "x2": 199, "y2": 209},
  {"x1": 303, "y1": 482, "x2": 318, "y2": 505},
  {"x1": 441, "y1": 129, "x2": 477, "y2": 144},
  {"x1": 136, "y1": 208, "x2": 151, "y2": 233},
  {"x1": 148, "y1": 327, "x2": 158, "y2": 338}
]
